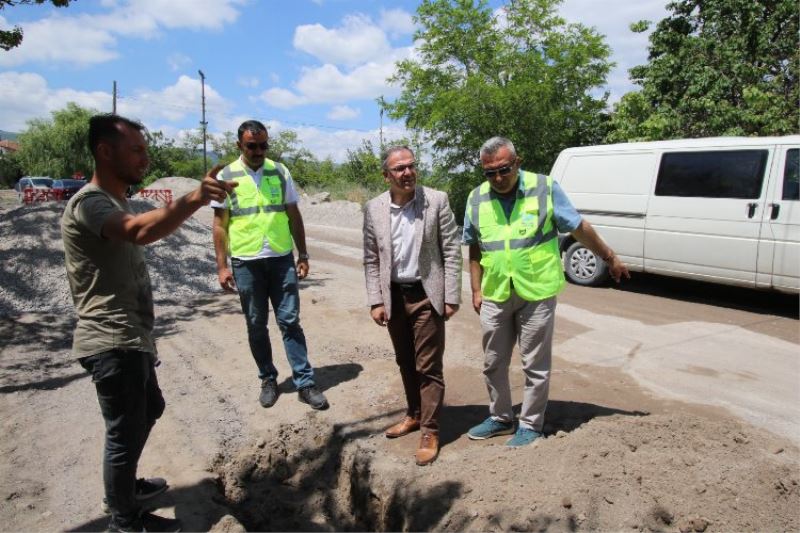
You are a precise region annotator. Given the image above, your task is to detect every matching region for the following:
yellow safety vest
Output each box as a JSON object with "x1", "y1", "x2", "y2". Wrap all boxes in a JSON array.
[
  {"x1": 221, "y1": 158, "x2": 293, "y2": 257},
  {"x1": 468, "y1": 171, "x2": 565, "y2": 302}
]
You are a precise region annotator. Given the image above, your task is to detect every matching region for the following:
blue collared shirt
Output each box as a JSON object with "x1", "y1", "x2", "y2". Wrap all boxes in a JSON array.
[{"x1": 462, "y1": 172, "x2": 582, "y2": 245}]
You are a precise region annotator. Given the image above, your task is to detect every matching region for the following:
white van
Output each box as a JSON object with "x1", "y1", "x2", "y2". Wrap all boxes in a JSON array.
[{"x1": 551, "y1": 136, "x2": 800, "y2": 294}]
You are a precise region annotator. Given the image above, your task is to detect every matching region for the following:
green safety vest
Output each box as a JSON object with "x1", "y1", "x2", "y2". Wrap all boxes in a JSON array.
[
  {"x1": 468, "y1": 171, "x2": 565, "y2": 302},
  {"x1": 221, "y1": 158, "x2": 293, "y2": 257}
]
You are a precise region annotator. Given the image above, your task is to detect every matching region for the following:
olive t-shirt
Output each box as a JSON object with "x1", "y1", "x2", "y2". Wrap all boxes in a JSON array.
[{"x1": 61, "y1": 184, "x2": 155, "y2": 358}]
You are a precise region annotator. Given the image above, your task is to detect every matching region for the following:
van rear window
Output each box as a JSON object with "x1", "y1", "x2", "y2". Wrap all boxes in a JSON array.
[
  {"x1": 655, "y1": 150, "x2": 768, "y2": 199},
  {"x1": 783, "y1": 149, "x2": 799, "y2": 201}
]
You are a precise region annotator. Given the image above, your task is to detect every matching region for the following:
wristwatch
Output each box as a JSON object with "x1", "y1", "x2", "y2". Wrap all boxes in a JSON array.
[{"x1": 297, "y1": 253, "x2": 310, "y2": 261}]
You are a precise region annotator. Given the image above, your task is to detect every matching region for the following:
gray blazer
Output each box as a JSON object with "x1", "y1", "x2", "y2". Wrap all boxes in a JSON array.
[{"x1": 363, "y1": 185, "x2": 462, "y2": 320}]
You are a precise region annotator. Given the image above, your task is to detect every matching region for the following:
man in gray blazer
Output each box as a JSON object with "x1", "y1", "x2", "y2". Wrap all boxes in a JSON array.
[{"x1": 363, "y1": 145, "x2": 462, "y2": 466}]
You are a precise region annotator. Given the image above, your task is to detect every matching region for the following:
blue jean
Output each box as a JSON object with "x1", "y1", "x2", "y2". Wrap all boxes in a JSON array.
[
  {"x1": 79, "y1": 350, "x2": 165, "y2": 526},
  {"x1": 231, "y1": 254, "x2": 315, "y2": 389}
]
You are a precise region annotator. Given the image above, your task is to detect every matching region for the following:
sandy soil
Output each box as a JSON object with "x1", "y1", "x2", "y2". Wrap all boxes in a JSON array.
[{"x1": 0, "y1": 189, "x2": 798, "y2": 532}]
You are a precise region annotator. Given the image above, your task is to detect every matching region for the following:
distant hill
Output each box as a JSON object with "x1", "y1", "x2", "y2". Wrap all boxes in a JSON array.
[{"x1": 0, "y1": 130, "x2": 19, "y2": 141}]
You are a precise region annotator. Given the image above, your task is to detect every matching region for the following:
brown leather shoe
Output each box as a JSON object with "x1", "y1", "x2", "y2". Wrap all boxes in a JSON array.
[
  {"x1": 385, "y1": 416, "x2": 420, "y2": 438},
  {"x1": 415, "y1": 433, "x2": 439, "y2": 466}
]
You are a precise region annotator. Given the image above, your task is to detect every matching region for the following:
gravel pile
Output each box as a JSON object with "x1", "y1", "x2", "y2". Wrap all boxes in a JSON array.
[
  {"x1": 0, "y1": 198, "x2": 218, "y2": 315},
  {"x1": 0, "y1": 177, "x2": 365, "y2": 315}
]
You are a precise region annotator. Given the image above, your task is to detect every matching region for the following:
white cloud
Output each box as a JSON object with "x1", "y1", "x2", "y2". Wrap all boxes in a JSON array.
[
  {"x1": 293, "y1": 14, "x2": 393, "y2": 67},
  {"x1": 260, "y1": 45, "x2": 413, "y2": 109},
  {"x1": 558, "y1": 0, "x2": 669, "y2": 102},
  {"x1": 260, "y1": 87, "x2": 309, "y2": 109},
  {"x1": 119, "y1": 75, "x2": 232, "y2": 127},
  {"x1": 237, "y1": 76, "x2": 260, "y2": 88},
  {"x1": 0, "y1": 14, "x2": 119, "y2": 68},
  {"x1": 167, "y1": 53, "x2": 192, "y2": 71},
  {"x1": 327, "y1": 105, "x2": 360, "y2": 121},
  {"x1": 0, "y1": 0, "x2": 244, "y2": 68},
  {"x1": 0, "y1": 72, "x2": 111, "y2": 131},
  {"x1": 379, "y1": 8, "x2": 416, "y2": 39}
]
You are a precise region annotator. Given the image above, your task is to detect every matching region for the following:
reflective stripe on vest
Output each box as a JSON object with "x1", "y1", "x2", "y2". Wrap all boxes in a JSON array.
[
  {"x1": 469, "y1": 171, "x2": 565, "y2": 302},
  {"x1": 220, "y1": 158, "x2": 293, "y2": 256}
]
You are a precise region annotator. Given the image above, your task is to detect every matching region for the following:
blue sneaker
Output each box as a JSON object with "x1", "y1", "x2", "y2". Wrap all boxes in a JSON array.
[
  {"x1": 505, "y1": 427, "x2": 542, "y2": 447},
  {"x1": 467, "y1": 417, "x2": 515, "y2": 440}
]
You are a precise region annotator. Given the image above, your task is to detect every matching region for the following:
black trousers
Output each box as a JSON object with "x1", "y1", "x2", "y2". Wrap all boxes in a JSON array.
[{"x1": 80, "y1": 350, "x2": 165, "y2": 524}]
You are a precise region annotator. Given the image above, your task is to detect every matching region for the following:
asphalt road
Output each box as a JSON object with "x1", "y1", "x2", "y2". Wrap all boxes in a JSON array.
[{"x1": 306, "y1": 223, "x2": 800, "y2": 443}]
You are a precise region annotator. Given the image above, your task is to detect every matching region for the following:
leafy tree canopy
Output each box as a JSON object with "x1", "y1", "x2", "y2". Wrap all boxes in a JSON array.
[
  {"x1": 608, "y1": 0, "x2": 799, "y2": 142},
  {"x1": 384, "y1": 0, "x2": 613, "y2": 212},
  {"x1": 15, "y1": 102, "x2": 95, "y2": 178}
]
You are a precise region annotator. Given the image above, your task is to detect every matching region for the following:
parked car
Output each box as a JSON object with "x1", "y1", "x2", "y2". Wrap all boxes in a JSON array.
[
  {"x1": 14, "y1": 176, "x2": 53, "y2": 202},
  {"x1": 51, "y1": 178, "x2": 87, "y2": 200},
  {"x1": 551, "y1": 135, "x2": 800, "y2": 294}
]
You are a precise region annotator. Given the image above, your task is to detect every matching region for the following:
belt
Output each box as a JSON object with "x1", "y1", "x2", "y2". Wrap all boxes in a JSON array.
[{"x1": 392, "y1": 281, "x2": 423, "y2": 292}]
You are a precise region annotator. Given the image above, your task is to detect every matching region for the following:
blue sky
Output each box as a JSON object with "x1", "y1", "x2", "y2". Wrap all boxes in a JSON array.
[{"x1": 1, "y1": 0, "x2": 668, "y2": 161}]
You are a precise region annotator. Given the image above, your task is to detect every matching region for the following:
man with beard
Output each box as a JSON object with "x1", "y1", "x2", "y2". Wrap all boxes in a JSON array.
[{"x1": 62, "y1": 114, "x2": 234, "y2": 531}]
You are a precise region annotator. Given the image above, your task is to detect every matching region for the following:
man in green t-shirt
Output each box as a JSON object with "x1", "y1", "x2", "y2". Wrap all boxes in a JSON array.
[{"x1": 61, "y1": 114, "x2": 234, "y2": 532}]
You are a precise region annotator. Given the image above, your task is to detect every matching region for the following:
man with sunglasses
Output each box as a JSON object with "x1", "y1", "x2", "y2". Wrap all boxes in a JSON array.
[
  {"x1": 363, "y1": 145, "x2": 462, "y2": 465},
  {"x1": 210, "y1": 120, "x2": 329, "y2": 411},
  {"x1": 463, "y1": 136, "x2": 629, "y2": 447}
]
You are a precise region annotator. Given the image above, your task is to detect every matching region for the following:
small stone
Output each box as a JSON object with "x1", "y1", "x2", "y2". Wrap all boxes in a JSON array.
[
  {"x1": 691, "y1": 518, "x2": 710, "y2": 532},
  {"x1": 773, "y1": 447, "x2": 785, "y2": 454},
  {"x1": 218, "y1": 397, "x2": 226, "y2": 403},
  {"x1": 256, "y1": 438, "x2": 266, "y2": 448},
  {"x1": 556, "y1": 430, "x2": 567, "y2": 438},
  {"x1": 593, "y1": 471, "x2": 601, "y2": 478},
  {"x1": 678, "y1": 519, "x2": 693, "y2": 533},
  {"x1": 603, "y1": 495, "x2": 614, "y2": 504},
  {"x1": 578, "y1": 513, "x2": 586, "y2": 521},
  {"x1": 561, "y1": 496, "x2": 572, "y2": 509}
]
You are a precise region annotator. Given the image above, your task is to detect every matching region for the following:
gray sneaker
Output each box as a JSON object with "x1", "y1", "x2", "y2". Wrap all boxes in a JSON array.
[
  {"x1": 298, "y1": 385, "x2": 329, "y2": 410},
  {"x1": 259, "y1": 379, "x2": 279, "y2": 408}
]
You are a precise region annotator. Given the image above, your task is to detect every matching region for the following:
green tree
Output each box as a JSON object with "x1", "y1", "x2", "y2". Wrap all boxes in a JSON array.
[
  {"x1": 341, "y1": 140, "x2": 383, "y2": 189},
  {"x1": 608, "y1": 0, "x2": 799, "y2": 141},
  {"x1": 1, "y1": 0, "x2": 72, "y2": 50},
  {"x1": 0, "y1": 151, "x2": 22, "y2": 188},
  {"x1": 385, "y1": 0, "x2": 612, "y2": 215},
  {"x1": 15, "y1": 102, "x2": 95, "y2": 178}
]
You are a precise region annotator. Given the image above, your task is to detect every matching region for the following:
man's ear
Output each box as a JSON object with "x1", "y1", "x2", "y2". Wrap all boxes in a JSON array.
[{"x1": 96, "y1": 142, "x2": 113, "y2": 162}]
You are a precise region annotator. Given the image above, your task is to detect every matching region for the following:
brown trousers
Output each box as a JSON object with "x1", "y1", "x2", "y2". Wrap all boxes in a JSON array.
[{"x1": 387, "y1": 282, "x2": 445, "y2": 435}]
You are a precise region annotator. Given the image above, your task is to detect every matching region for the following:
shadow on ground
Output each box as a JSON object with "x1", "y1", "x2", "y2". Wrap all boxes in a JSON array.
[
  {"x1": 64, "y1": 477, "x2": 230, "y2": 532},
  {"x1": 439, "y1": 400, "x2": 649, "y2": 447}
]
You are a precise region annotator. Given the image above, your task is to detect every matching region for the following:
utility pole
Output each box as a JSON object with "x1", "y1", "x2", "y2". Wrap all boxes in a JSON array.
[
  {"x1": 198, "y1": 70, "x2": 208, "y2": 175},
  {"x1": 377, "y1": 96, "x2": 385, "y2": 150},
  {"x1": 112, "y1": 81, "x2": 117, "y2": 114}
]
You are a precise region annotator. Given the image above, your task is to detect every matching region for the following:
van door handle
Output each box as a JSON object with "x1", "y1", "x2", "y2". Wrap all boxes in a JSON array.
[
  {"x1": 746, "y1": 202, "x2": 758, "y2": 218},
  {"x1": 769, "y1": 203, "x2": 780, "y2": 220}
]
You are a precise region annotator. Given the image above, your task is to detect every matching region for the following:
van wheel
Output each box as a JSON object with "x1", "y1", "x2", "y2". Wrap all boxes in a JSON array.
[{"x1": 564, "y1": 242, "x2": 609, "y2": 286}]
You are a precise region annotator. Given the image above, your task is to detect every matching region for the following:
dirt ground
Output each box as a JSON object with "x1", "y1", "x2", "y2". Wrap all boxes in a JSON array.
[{"x1": 0, "y1": 190, "x2": 798, "y2": 532}]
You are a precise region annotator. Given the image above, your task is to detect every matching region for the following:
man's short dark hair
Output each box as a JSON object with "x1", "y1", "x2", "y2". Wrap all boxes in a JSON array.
[
  {"x1": 88, "y1": 114, "x2": 145, "y2": 158},
  {"x1": 237, "y1": 120, "x2": 268, "y2": 141}
]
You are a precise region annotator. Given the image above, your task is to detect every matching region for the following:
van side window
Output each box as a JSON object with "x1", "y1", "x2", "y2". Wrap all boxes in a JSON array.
[
  {"x1": 655, "y1": 150, "x2": 768, "y2": 199},
  {"x1": 783, "y1": 149, "x2": 799, "y2": 201}
]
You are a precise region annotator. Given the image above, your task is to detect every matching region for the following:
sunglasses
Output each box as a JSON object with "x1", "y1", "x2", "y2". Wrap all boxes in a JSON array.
[
  {"x1": 483, "y1": 165, "x2": 514, "y2": 178},
  {"x1": 389, "y1": 162, "x2": 416, "y2": 174},
  {"x1": 245, "y1": 142, "x2": 269, "y2": 151}
]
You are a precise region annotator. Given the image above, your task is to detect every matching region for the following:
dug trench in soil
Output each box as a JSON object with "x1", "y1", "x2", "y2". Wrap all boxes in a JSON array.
[
  {"x1": 212, "y1": 411, "x2": 464, "y2": 531},
  {"x1": 211, "y1": 405, "x2": 800, "y2": 532}
]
